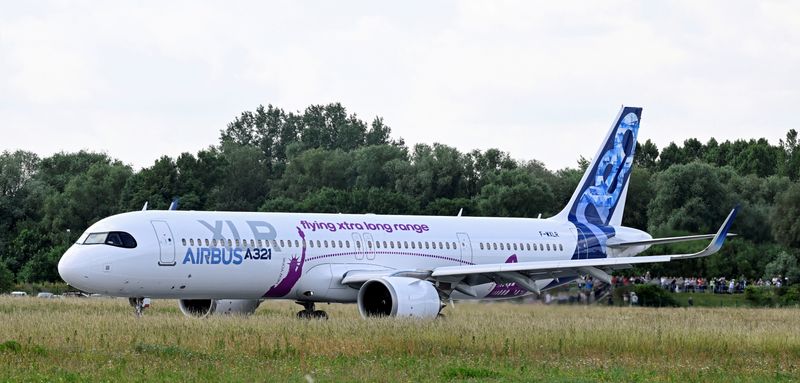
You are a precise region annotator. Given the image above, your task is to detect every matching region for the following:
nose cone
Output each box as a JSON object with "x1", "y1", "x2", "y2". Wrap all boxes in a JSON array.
[{"x1": 58, "y1": 245, "x2": 81, "y2": 287}]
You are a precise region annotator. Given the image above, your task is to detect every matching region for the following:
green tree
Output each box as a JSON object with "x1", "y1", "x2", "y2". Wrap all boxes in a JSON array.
[
  {"x1": 477, "y1": 168, "x2": 555, "y2": 218},
  {"x1": 648, "y1": 162, "x2": 733, "y2": 234},
  {"x1": 771, "y1": 182, "x2": 800, "y2": 248},
  {"x1": 764, "y1": 250, "x2": 800, "y2": 285},
  {"x1": 634, "y1": 139, "x2": 659, "y2": 169}
]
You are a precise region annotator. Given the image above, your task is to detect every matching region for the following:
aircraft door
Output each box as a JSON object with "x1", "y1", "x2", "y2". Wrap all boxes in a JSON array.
[
  {"x1": 351, "y1": 233, "x2": 364, "y2": 260},
  {"x1": 363, "y1": 233, "x2": 375, "y2": 260},
  {"x1": 152, "y1": 220, "x2": 176, "y2": 266},
  {"x1": 456, "y1": 232, "x2": 473, "y2": 264}
]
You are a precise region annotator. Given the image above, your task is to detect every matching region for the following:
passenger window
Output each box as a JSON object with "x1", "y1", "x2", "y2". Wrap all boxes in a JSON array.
[
  {"x1": 295, "y1": 240, "x2": 300, "y2": 247},
  {"x1": 383, "y1": 241, "x2": 387, "y2": 248},
  {"x1": 526, "y1": 243, "x2": 531, "y2": 251},
  {"x1": 546, "y1": 244, "x2": 551, "y2": 251},
  {"x1": 309, "y1": 240, "x2": 315, "y2": 248},
  {"x1": 367, "y1": 241, "x2": 372, "y2": 248},
  {"x1": 280, "y1": 240, "x2": 285, "y2": 247},
  {"x1": 324, "y1": 240, "x2": 328, "y2": 248},
  {"x1": 418, "y1": 241, "x2": 422, "y2": 249},
  {"x1": 452, "y1": 242, "x2": 457, "y2": 249},
  {"x1": 346, "y1": 240, "x2": 350, "y2": 248},
  {"x1": 181, "y1": 238, "x2": 186, "y2": 246},
  {"x1": 411, "y1": 242, "x2": 415, "y2": 249},
  {"x1": 500, "y1": 243, "x2": 504, "y2": 250},
  {"x1": 559, "y1": 244, "x2": 563, "y2": 251},
  {"x1": 316, "y1": 240, "x2": 321, "y2": 248},
  {"x1": 204, "y1": 239, "x2": 209, "y2": 246},
  {"x1": 513, "y1": 243, "x2": 517, "y2": 251},
  {"x1": 190, "y1": 239, "x2": 194, "y2": 246},
  {"x1": 258, "y1": 240, "x2": 263, "y2": 247},
  {"x1": 404, "y1": 241, "x2": 409, "y2": 249},
  {"x1": 438, "y1": 242, "x2": 443, "y2": 249},
  {"x1": 375, "y1": 241, "x2": 380, "y2": 249},
  {"x1": 331, "y1": 241, "x2": 336, "y2": 248},
  {"x1": 356, "y1": 241, "x2": 361, "y2": 248},
  {"x1": 445, "y1": 242, "x2": 450, "y2": 250},
  {"x1": 480, "y1": 243, "x2": 484, "y2": 250},
  {"x1": 492, "y1": 243, "x2": 497, "y2": 250},
  {"x1": 235, "y1": 239, "x2": 240, "y2": 247},
  {"x1": 228, "y1": 239, "x2": 232, "y2": 247}
]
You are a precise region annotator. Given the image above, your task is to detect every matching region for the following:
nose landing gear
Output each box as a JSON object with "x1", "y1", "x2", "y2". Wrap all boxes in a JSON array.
[
  {"x1": 129, "y1": 297, "x2": 151, "y2": 317},
  {"x1": 295, "y1": 301, "x2": 328, "y2": 320}
]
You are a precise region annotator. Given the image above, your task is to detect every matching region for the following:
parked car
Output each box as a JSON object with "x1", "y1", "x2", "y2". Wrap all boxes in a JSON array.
[
  {"x1": 36, "y1": 292, "x2": 54, "y2": 299},
  {"x1": 10, "y1": 291, "x2": 27, "y2": 297}
]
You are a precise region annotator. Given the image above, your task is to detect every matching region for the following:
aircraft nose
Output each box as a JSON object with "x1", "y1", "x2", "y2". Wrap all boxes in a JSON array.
[{"x1": 58, "y1": 246, "x2": 82, "y2": 287}]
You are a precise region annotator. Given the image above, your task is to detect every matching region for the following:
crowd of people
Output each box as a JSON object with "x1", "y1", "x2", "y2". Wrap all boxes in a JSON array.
[{"x1": 605, "y1": 272, "x2": 790, "y2": 294}]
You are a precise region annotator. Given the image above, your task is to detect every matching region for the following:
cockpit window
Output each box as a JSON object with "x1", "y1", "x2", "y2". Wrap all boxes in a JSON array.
[
  {"x1": 84, "y1": 233, "x2": 107, "y2": 244},
  {"x1": 83, "y1": 232, "x2": 137, "y2": 249}
]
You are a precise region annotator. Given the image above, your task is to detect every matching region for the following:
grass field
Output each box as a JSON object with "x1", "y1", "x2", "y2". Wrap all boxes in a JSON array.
[{"x1": 1, "y1": 297, "x2": 799, "y2": 382}]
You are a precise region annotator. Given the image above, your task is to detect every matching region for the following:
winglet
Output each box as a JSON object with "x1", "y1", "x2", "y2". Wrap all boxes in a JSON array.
[{"x1": 676, "y1": 205, "x2": 739, "y2": 259}]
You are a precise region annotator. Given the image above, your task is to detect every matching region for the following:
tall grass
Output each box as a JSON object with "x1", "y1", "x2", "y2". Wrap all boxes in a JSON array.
[{"x1": 1, "y1": 297, "x2": 798, "y2": 382}]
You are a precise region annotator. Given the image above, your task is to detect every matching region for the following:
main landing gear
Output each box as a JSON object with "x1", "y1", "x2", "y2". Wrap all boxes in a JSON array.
[
  {"x1": 129, "y1": 297, "x2": 151, "y2": 317},
  {"x1": 296, "y1": 301, "x2": 328, "y2": 320}
]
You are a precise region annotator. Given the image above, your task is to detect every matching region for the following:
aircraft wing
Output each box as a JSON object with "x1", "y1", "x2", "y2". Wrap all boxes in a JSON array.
[
  {"x1": 342, "y1": 207, "x2": 737, "y2": 294},
  {"x1": 429, "y1": 206, "x2": 738, "y2": 291}
]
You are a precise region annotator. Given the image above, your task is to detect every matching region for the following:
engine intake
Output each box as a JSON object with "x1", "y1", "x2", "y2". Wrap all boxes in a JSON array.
[{"x1": 357, "y1": 277, "x2": 442, "y2": 319}]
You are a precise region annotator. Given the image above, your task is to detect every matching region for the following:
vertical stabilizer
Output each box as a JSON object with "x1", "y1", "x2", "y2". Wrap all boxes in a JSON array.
[{"x1": 554, "y1": 106, "x2": 642, "y2": 227}]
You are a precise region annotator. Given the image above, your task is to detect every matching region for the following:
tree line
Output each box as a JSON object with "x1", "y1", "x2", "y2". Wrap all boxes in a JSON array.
[{"x1": 1, "y1": 103, "x2": 799, "y2": 291}]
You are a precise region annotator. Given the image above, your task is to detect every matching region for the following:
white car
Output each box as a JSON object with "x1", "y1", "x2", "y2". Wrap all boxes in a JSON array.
[
  {"x1": 36, "y1": 292, "x2": 53, "y2": 299},
  {"x1": 10, "y1": 291, "x2": 27, "y2": 297}
]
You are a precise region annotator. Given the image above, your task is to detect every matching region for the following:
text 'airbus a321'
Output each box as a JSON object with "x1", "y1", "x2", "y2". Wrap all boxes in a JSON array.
[{"x1": 58, "y1": 106, "x2": 738, "y2": 319}]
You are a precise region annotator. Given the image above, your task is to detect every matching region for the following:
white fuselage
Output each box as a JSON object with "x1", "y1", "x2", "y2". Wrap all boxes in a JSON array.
[{"x1": 57, "y1": 210, "x2": 650, "y2": 302}]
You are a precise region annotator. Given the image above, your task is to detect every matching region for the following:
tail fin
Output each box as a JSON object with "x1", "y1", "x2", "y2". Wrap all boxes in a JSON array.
[{"x1": 554, "y1": 106, "x2": 642, "y2": 227}]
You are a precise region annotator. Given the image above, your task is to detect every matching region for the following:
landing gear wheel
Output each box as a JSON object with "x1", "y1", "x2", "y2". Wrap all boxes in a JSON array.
[
  {"x1": 129, "y1": 297, "x2": 149, "y2": 317},
  {"x1": 295, "y1": 301, "x2": 328, "y2": 320},
  {"x1": 312, "y1": 310, "x2": 329, "y2": 320}
]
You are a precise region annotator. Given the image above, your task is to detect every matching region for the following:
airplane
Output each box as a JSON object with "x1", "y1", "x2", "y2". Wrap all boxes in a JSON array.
[{"x1": 57, "y1": 106, "x2": 738, "y2": 319}]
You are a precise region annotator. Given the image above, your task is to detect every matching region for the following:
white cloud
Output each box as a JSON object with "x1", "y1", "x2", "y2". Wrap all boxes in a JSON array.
[{"x1": 0, "y1": 1, "x2": 798, "y2": 170}]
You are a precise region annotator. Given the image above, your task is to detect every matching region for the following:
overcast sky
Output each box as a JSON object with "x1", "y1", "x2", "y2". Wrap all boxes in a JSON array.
[{"x1": 1, "y1": 1, "x2": 798, "y2": 170}]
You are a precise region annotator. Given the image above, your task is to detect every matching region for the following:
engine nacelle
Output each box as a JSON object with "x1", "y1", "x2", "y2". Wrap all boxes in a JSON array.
[
  {"x1": 178, "y1": 299, "x2": 262, "y2": 318},
  {"x1": 357, "y1": 277, "x2": 442, "y2": 319}
]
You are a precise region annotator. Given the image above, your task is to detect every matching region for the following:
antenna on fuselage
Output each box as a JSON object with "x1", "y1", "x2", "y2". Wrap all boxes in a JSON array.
[
  {"x1": 537, "y1": 213, "x2": 542, "y2": 219},
  {"x1": 141, "y1": 201, "x2": 148, "y2": 211},
  {"x1": 457, "y1": 208, "x2": 463, "y2": 217},
  {"x1": 168, "y1": 197, "x2": 180, "y2": 211}
]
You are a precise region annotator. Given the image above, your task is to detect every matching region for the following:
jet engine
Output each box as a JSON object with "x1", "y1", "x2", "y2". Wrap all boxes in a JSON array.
[
  {"x1": 357, "y1": 277, "x2": 442, "y2": 318},
  {"x1": 178, "y1": 299, "x2": 262, "y2": 318}
]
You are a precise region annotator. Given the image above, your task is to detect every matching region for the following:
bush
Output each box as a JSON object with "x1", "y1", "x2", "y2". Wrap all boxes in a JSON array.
[
  {"x1": 609, "y1": 284, "x2": 679, "y2": 307},
  {"x1": 745, "y1": 285, "x2": 800, "y2": 307}
]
